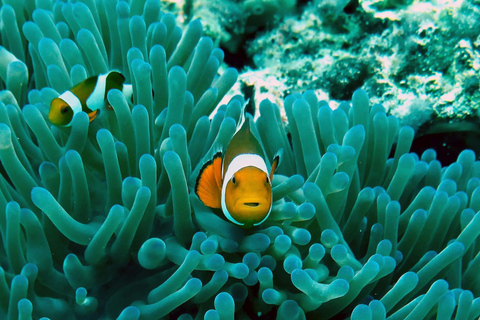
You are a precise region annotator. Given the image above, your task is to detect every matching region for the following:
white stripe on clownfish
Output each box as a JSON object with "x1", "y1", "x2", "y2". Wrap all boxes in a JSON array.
[
  {"x1": 86, "y1": 72, "x2": 109, "y2": 109},
  {"x1": 58, "y1": 90, "x2": 82, "y2": 114}
]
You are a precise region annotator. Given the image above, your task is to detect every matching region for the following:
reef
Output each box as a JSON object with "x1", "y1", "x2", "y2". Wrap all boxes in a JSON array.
[
  {"x1": 1, "y1": 0, "x2": 480, "y2": 319},
  {"x1": 243, "y1": 0, "x2": 480, "y2": 128},
  {"x1": 189, "y1": 0, "x2": 298, "y2": 53}
]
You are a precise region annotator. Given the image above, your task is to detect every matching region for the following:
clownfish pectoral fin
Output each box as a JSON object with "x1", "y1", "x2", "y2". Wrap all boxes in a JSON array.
[
  {"x1": 195, "y1": 152, "x2": 223, "y2": 209},
  {"x1": 87, "y1": 109, "x2": 100, "y2": 122},
  {"x1": 270, "y1": 149, "x2": 283, "y2": 181}
]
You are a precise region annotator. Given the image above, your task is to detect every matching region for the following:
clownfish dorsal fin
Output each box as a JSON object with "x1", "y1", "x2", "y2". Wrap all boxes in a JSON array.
[
  {"x1": 270, "y1": 148, "x2": 283, "y2": 181},
  {"x1": 195, "y1": 151, "x2": 223, "y2": 209},
  {"x1": 233, "y1": 98, "x2": 249, "y2": 134}
]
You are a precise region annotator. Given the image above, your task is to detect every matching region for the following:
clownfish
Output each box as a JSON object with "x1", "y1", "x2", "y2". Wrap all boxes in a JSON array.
[
  {"x1": 195, "y1": 115, "x2": 280, "y2": 228},
  {"x1": 48, "y1": 71, "x2": 133, "y2": 126}
]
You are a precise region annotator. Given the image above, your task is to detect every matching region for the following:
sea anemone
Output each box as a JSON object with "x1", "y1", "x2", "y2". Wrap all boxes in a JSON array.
[{"x1": 1, "y1": 1, "x2": 480, "y2": 319}]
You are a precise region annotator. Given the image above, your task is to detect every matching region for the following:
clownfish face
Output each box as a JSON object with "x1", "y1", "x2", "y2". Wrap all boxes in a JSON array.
[
  {"x1": 48, "y1": 98, "x2": 74, "y2": 126},
  {"x1": 224, "y1": 166, "x2": 272, "y2": 227},
  {"x1": 48, "y1": 97, "x2": 99, "y2": 126}
]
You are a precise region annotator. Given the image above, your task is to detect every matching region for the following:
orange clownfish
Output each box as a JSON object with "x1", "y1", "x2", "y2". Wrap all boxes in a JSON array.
[
  {"x1": 48, "y1": 71, "x2": 133, "y2": 126},
  {"x1": 195, "y1": 116, "x2": 280, "y2": 228}
]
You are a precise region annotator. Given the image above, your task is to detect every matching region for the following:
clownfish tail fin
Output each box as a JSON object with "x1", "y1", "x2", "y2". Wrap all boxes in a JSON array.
[{"x1": 195, "y1": 151, "x2": 223, "y2": 209}]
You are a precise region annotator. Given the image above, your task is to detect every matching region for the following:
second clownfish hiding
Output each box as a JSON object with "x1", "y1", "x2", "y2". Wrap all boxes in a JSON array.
[{"x1": 48, "y1": 71, "x2": 133, "y2": 126}]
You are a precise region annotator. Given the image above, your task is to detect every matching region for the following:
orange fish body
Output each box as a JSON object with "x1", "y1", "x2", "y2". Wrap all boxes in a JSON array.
[
  {"x1": 195, "y1": 117, "x2": 279, "y2": 228},
  {"x1": 48, "y1": 71, "x2": 133, "y2": 126}
]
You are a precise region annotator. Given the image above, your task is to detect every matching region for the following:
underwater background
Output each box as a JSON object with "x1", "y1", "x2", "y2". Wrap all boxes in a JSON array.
[{"x1": 0, "y1": 0, "x2": 480, "y2": 319}]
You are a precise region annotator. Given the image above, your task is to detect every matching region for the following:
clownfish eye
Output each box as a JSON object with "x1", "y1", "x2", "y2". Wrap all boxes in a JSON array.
[
  {"x1": 61, "y1": 106, "x2": 71, "y2": 114},
  {"x1": 266, "y1": 176, "x2": 270, "y2": 184},
  {"x1": 232, "y1": 176, "x2": 236, "y2": 184}
]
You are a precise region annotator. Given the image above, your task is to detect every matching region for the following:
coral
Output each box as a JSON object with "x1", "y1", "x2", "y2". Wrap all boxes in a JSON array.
[
  {"x1": 1, "y1": 0, "x2": 480, "y2": 320},
  {"x1": 244, "y1": 0, "x2": 480, "y2": 129},
  {"x1": 191, "y1": 0, "x2": 248, "y2": 53},
  {"x1": 190, "y1": 0, "x2": 297, "y2": 54},
  {"x1": 244, "y1": 0, "x2": 297, "y2": 31},
  {"x1": 360, "y1": 0, "x2": 414, "y2": 11}
]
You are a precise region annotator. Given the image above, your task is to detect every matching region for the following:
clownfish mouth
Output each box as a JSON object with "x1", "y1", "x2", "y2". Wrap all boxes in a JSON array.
[{"x1": 244, "y1": 202, "x2": 260, "y2": 207}]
